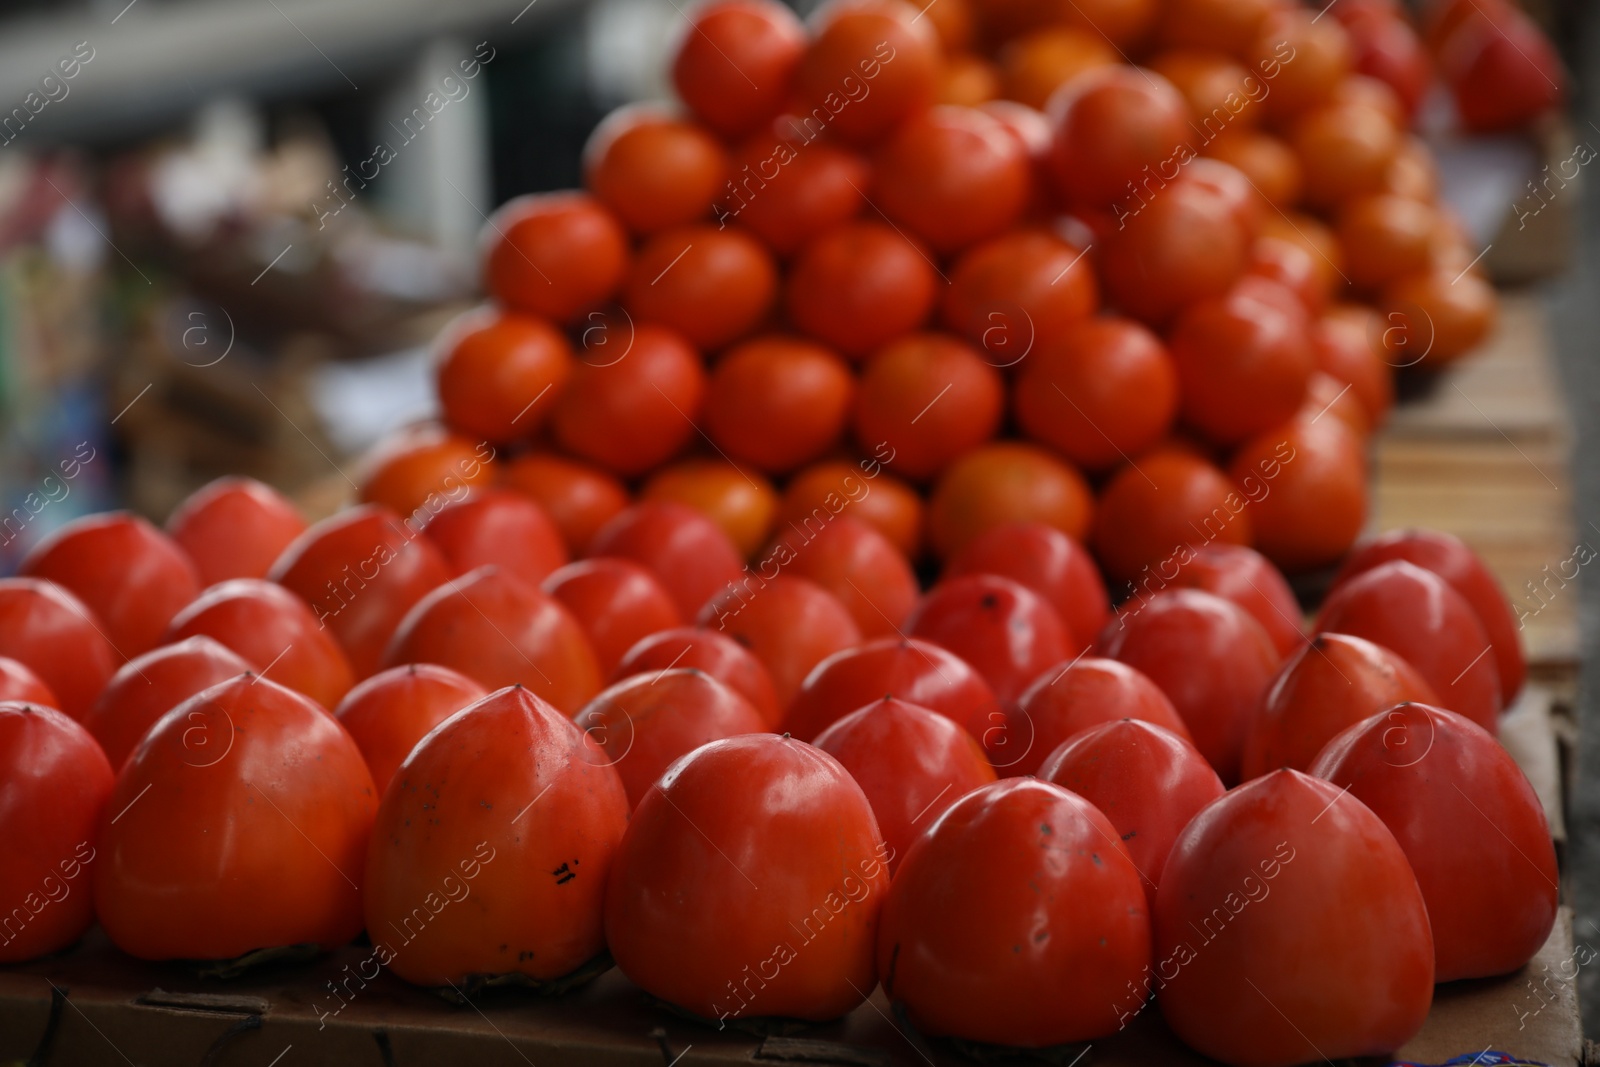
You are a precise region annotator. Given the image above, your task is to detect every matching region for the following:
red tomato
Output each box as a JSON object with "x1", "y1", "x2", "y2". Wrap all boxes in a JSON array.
[
  {"x1": 1166, "y1": 542, "x2": 1304, "y2": 658},
  {"x1": 1314, "y1": 560, "x2": 1502, "y2": 730},
  {"x1": 20, "y1": 512, "x2": 201, "y2": 659},
  {"x1": 944, "y1": 522, "x2": 1110, "y2": 654},
  {"x1": 576, "y1": 669, "x2": 767, "y2": 809},
  {"x1": 672, "y1": 0, "x2": 807, "y2": 139},
  {"x1": 0, "y1": 578, "x2": 118, "y2": 721},
  {"x1": 1047, "y1": 65, "x2": 1193, "y2": 211},
  {"x1": 95, "y1": 675, "x2": 376, "y2": 960},
  {"x1": 542, "y1": 558, "x2": 682, "y2": 675},
  {"x1": 878, "y1": 777, "x2": 1150, "y2": 1045},
  {"x1": 332, "y1": 663, "x2": 487, "y2": 794},
  {"x1": 612, "y1": 627, "x2": 783, "y2": 728},
  {"x1": 81, "y1": 637, "x2": 253, "y2": 772},
  {"x1": 1039, "y1": 719, "x2": 1223, "y2": 905},
  {"x1": 587, "y1": 501, "x2": 746, "y2": 620},
  {"x1": 1334, "y1": 528, "x2": 1525, "y2": 704},
  {"x1": 697, "y1": 574, "x2": 863, "y2": 707},
  {"x1": 783, "y1": 636, "x2": 999, "y2": 743},
  {"x1": 269, "y1": 504, "x2": 452, "y2": 679},
  {"x1": 420, "y1": 488, "x2": 569, "y2": 588},
  {"x1": 1242, "y1": 632, "x2": 1437, "y2": 779},
  {"x1": 871, "y1": 106, "x2": 1031, "y2": 253},
  {"x1": 1098, "y1": 589, "x2": 1281, "y2": 783},
  {"x1": 0, "y1": 703, "x2": 113, "y2": 962},
  {"x1": 363, "y1": 686, "x2": 628, "y2": 984},
  {"x1": 609, "y1": 733, "x2": 890, "y2": 1026},
  {"x1": 383, "y1": 567, "x2": 602, "y2": 716},
  {"x1": 764, "y1": 516, "x2": 918, "y2": 639},
  {"x1": 814, "y1": 696, "x2": 996, "y2": 874},
  {"x1": 481, "y1": 191, "x2": 629, "y2": 324},
  {"x1": 0, "y1": 656, "x2": 57, "y2": 707},
  {"x1": 166, "y1": 578, "x2": 355, "y2": 711},
  {"x1": 997, "y1": 657, "x2": 1191, "y2": 775},
  {"x1": 908, "y1": 575, "x2": 1070, "y2": 710},
  {"x1": 1153, "y1": 770, "x2": 1433, "y2": 1062},
  {"x1": 165, "y1": 476, "x2": 308, "y2": 586},
  {"x1": 793, "y1": 0, "x2": 940, "y2": 145},
  {"x1": 1311, "y1": 702, "x2": 1559, "y2": 981}
]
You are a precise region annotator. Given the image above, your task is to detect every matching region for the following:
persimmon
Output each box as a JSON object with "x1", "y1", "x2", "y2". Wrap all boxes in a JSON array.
[
  {"x1": 938, "y1": 53, "x2": 1002, "y2": 106},
  {"x1": 1047, "y1": 66, "x2": 1193, "y2": 211},
  {"x1": 1158, "y1": 0, "x2": 1277, "y2": 56},
  {"x1": 1290, "y1": 101, "x2": 1400, "y2": 210},
  {"x1": 1149, "y1": 49, "x2": 1262, "y2": 128},
  {"x1": 1248, "y1": 236, "x2": 1330, "y2": 317},
  {"x1": 0, "y1": 578, "x2": 117, "y2": 721},
  {"x1": 1203, "y1": 127, "x2": 1303, "y2": 209},
  {"x1": 1312, "y1": 304, "x2": 1394, "y2": 426},
  {"x1": 332, "y1": 663, "x2": 487, "y2": 793},
  {"x1": 421, "y1": 488, "x2": 569, "y2": 587},
  {"x1": 356, "y1": 425, "x2": 497, "y2": 521},
  {"x1": 434, "y1": 307, "x2": 573, "y2": 444},
  {"x1": 1339, "y1": 194, "x2": 1437, "y2": 292},
  {"x1": 765, "y1": 515, "x2": 917, "y2": 639},
  {"x1": 0, "y1": 656, "x2": 57, "y2": 708},
  {"x1": 908, "y1": 574, "x2": 1070, "y2": 709},
  {"x1": 165, "y1": 476, "x2": 307, "y2": 586},
  {"x1": 786, "y1": 222, "x2": 939, "y2": 359},
  {"x1": 1252, "y1": 9, "x2": 1352, "y2": 121},
  {"x1": 1101, "y1": 177, "x2": 1250, "y2": 326},
  {"x1": 997, "y1": 657, "x2": 1191, "y2": 775},
  {"x1": 612, "y1": 627, "x2": 783, "y2": 728},
  {"x1": 784, "y1": 636, "x2": 999, "y2": 743},
  {"x1": 781, "y1": 460, "x2": 924, "y2": 560},
  {"x1": 852, "y1": 333, "x2": 1003, "y2": 481},
  {"x1": 502, "y1": 453, "x2": 630, "y2": 557},
  {"x1": 998, "y1": 27, "x2": 1117, "y2": 110},
  {"x1": 1091, "y1": 446, "x2": 1253, "y2": 588},
  {"x1": 704, "y1": 335, "x2": 855, "y2": 474},
  {"x1": 944, "y1": 521, "x2": 1110, "y2": 654},
  {"x1": 942, "y1": 229, "x2": 1099, "y2": 360},
  {"x1": 587, "y1": 501, "x2": 747, "y2": 620},
  {"x1": 623, "y1": 226, "x2": 777, "y2": 351},
  {"x1": 671, "y1": 0, "x2": 807, "y2": 140},
  {"x1": 1380, "y1": 268, "x2": 1497, "y2": 368},
  {"x1": 720, "y1": 125, "x2": 868, "y2": 256},
  {"x1": 1166, "y1": 542, "x2": 1304, "y2": 657},
  {"x1": 542, "y1": 558, "x2": 682, "y2": 675},
  {"x1": 641, "y1": 460, "x2": 778, "y2": 559},
  {"x1": 1229, "y1": 416, "x2": 1367, "y2": 573},
  {"x1": 793, "y1": 0, "x2": 940, "y2": 145},
  {"x1": 583, "y1": 106, "x2": 727, "y2": 234},
  {"x1": 928, "y1": 442, "x2": 1094, "y2": 560},
  {"x1": 481, "y1": 191, "x2": 629, "y2": 324},
  {"x1": 697, "y1": 574, "x2": 863, "y2": 706}
]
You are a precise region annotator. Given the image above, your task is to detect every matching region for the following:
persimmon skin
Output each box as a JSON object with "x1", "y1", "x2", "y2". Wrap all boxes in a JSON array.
[
  {"x1": 785, "y1": 222, "x2": 939, "y2": 360},
  {"x1": 781, "y1": 460, "x2": 925, "y2": 561},
  {"x1": 852, "y1": 333, "x2": 1004, "y2": 482},
  {"x1": 996, "y1": 657, "x2": 1191, "y2": 776},
  {"x1": 697, "y1": 574, "x2": 863, "y2": 708},
  {"x1": 357, "y1": 424, "x2": 498, "y2": 521},
  {"x1": 166, "y1": 476, "x2": 308, "y2": 586},
  {"x1": 333, "y1": 663, "x2": 488, "y2": 794},
  {"x1": 612, "y1": 627, "x2": 783, "y2": 728},
  {"x1": 623, "y1": 225, "x2": 778, "y2": 351},
  {"x1": 481, "y1": 191, "x2": 630, "y2": 324},
  {"x1": 765, "y1": 515, "x2": 919, "y2": 640},
  {"x1": 642, "y1": 460, "x2": 779, "y2": 560},
  {"x1": 944, "y1": 521, "x2": 1110, "y2": 655},
  {"x1": 927, "y1": 443, "x2": 1094, "y2": 561},
  {"x1": 81, "y1": 637, "x2": 254, "y2": 771},
  {"x1": 1229, "y1": 417, "x2": 1367, "y2": 574},
  {"x1": 583, "y1": 106, "x2": 728, "y2": 235},
  {"x1": 783, "y1": 636, "x2": 999, "y2": 743},
  {"x1": 0, "y1": 656, "x2": 57, "y2": 707},
  {"x1": 907, "y1": 575, "x2": 1070, "y2": 710},
  {"x1": 1091, "y1": 446, "x2": 1255, "y2": 589},
  {"x1": 364, "y1": 686, "x2": 629, "y2": 986},
  {"x1": 587, "y1": 501, "x2": 746, "y2": 622},
  {"x1": 434, "y1": 307, "x2": 574, "y2": 445},
  {"x1": 942, "y1": 229, "x2": 1099, "y2": 358},
  {"x1": 0, "y1": 578, "x2": 118, "y2": 722},
  {"x1": 541, "y1": 558, "x2": 683, "y2": 676},
  {"x1": 704, "y1": 335, "x2": 855, "y2": 476},
  {"x1": 420, "y1": 488, "x2": 569, "y2": 588},
  {"x1": 503, "y1": 453, "x2": 630, "y2": 558},
  {"x1": 793, "y1": 0, "x2": 941, "y2": 146},
  {"x1": 671, "y1": 0, "x2": 807, "y2": 140},
  {"x1": 1165, "y1": 542, "x2": 1304, "y2": 658}
]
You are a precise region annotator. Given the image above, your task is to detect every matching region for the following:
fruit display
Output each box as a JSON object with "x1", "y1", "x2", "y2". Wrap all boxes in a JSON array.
[{"x1": 0, "y1": 0, "x2": 1573, "y2": 1062}]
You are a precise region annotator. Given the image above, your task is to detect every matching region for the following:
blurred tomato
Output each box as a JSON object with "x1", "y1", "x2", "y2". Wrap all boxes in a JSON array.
[
  {"x1": 944, "y1": 521, "x2": 1110, "y2": 653},
  {"x1": 784, "y1": 636, "x2": 999, "y2": 742},
  {"x1": 332, "y1": 663, "x2": 487, "y2": 793},
  {"x1": 542, "y1": 558, "x2": 682, "y2": 676},
  {"x1": 588, "y1": 501, "x2": 746, "y2": 620},
  {"x1": 0, "y1": 578, "x2": 118, "y2": 721},
  {"x1": 165, "y1": 476, "x2": 307, "y2": 586},
  {"x1": 698, "y1": 574, "x2": 863, "y2": 707}
]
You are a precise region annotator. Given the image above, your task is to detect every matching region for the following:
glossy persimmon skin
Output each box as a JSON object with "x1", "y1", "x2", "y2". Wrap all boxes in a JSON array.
[
  {"x1": 332, "y1": 663, "x2": 487, "y2": 793},
  {"x1": 1101, "y1": 177, "x2": 1251, "y2": 328},
  {"x1": 1039, "y1": 719, "x2": 1223, "y2": 905},
  {"x1": 95, "y1": 675, "x2": 376, "y2": 961},
  {"x1": 434, "y1": 307, "x2": 573, "y2": 445},
  {"x1": 780, "y1": 461, "x2": 925, "y2": 561},
  {"x1": 623, "y1": 226, "x2": 778, "y2": 351},
  {"x1": 1047, "y1": 66, "x2": 1193, "y2": 211},
  {"x1": 587, "y1": 501, "x2": 746, "y2": 621},
  {"x1": 0, "y1": 657, "x2": 57, "y2": 708},
  {"x1": 575, "y1": 669, "x2": 768, "y2": 810},
  {"x1": 481, "y1": 191, "x2": 629, "y2": 324},
  {"x1": 1230, "y1": 417, "x2": 1368, "y2": 574},
  {"x1": 721, "y1": 127, "x2": 869, "y2": 258},
  {"x1": 698, "y1": 574, "x2": 863, "y2": 708},
  {"x1": 907, "y1": 574, "x2": 1070, "y2": 713},
  {"x1": 605, "y1": 734, "x2": 890, "y2": 1023},
  {"x1": 612, "y1": 627, "x2": 783, "y2": 728},
  {"x1": 814, "y1": 697, "x2": 996, "y2": 874},
  {"x1": 1091, "y1": 446, "x2": 1254, "y2": 588},
  {"x1": 944, "y1": 521, "x2": 1110, "y2": 655},
  {"x1": 784, "y1": 636, "x2": 999, "y2": 743},
  {"x1": 19, "y1": 511, "x2": 201, "y2": 660},
  {"x1": 793, "y1": 0, "x2": 940, "y2": 146},
  {"x1": 1165, "y1": 542, "x2": 1304, "y2": 658},
  {"x1": 81, "y1": 636, "x2": 254, "y2": 772},
  {"x1": 927, "y1": 442, "x2": 1094, "y2": 561},
  {"x1": 1310, "y1": 702, "x2": 1559, "y2": 982},
  {"x1": 1154, "y1": 770, "x2": 1434, "y2": 1066},
  {"x1": 877, "y1": 777, "x2": 1151, "y2": 1046},
  {"x1": 542, "y1": 558, "x2": 682, "y2": 676},
  {"x1": 356, "y1": 424, "x2": 498, "y2": 520},
  {"x1": 420, "y1": 488, "x2": 569, "y2": 588},
  {"x1": 852, "y1": 332, "x2": 1004, "y2": 482},
  {"x1": 0, "y1": 702, "x2": 113, "y2": 963},
  {"x1": 503, "y1": 453, "x2": 630, "y2": 558},
  {"x1": 641, "y1": 461, "x2": 778, "y2": 560},
  {"x1": 166, "y1": 578, "x2": 356, "y2": 711},
  {"x1": 996, "y1": 656, "x2": 1191, "y2": 775},
  {"x1": 583, "y1": 106, "x2": 728, "y2": 235},
  {"x1": 765, "y1": 516, "x2": 918, "y2": 640},
  {"x1": 671, "y1": 0, "x2": 807, "y2": 140},
  {"x1": 165, "y1": 476, "x2": 308, "y2": 587},
  {"x1": 0, "y1": 578, "x2": 117, "y2": 721},
  {"x1": 1312, "y1": 304, "x2": 1394, "y2": 427},
  {"x1": 704, "y1": 335, "x2": 855, "y2": 476},
  {"x1": 785, "y1": 222, "x2": 939, "y2": 360},
  {"x1": 942, "y1": 229, "x2": 1099, "y2": 357},
  {"x1": 365, "y1": 686, "x2": 629, "y2": 985}
]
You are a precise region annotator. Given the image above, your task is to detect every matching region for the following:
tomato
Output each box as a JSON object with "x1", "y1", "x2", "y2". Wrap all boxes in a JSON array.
[
  {"x1": 814, "y1": 697, "x2": 995, "y2": 874},
  {"x1": 1158, "y1": 0, "x2": 1276, "y2": 56},
  {"x1": 721, "y1": 124, "x2": 868, "y2": 257},
  {"x1": 879, "y1": 777, "x2": 1150, "y2": 1045},
  {"x1": 783, "y1": 636, "x2": 999, "y2": 743},
  {"x1": 1381, "y1": 267, "x2": 1497, "y2": 367},
  {"x1": 1311, "y1": 702, "x2": 1559, "y2": 981},
  {"x1": 606, "y1": 734, "x2": 889, "y2": 1022},
  {"x1": 781, "y1": 461, "x2": 924, "y2": 560},
  {"x1": 907, "y1": 575, "x2": 1070, "y2": 710},
  {"x1": 332, "y1": 663, "x2": 487, "y2": 793},
  {"x1": 871, "y1": 106, "x2": 1030, "y2": 254},
  {"x1": 165, "y1": 476, "x2": 307, "y2": 586},
  {"x1": 1203, "y1": 128, "x2": 1303, "y2": 209},
  {"x1": 942, "y1": 229, "x2": 1099, "y2": 359},
  {"x1": 166, "y1": 578, "x2": 355, "y2": 710},
  {"x1": 1290, "y1": 102, "x2": 1400, "y2": 210},
  {"x1": 765, "y1": 515, "x2": 917, "y2": 640},
  {"x1": 587, "y1": 501, "x2": 747, "y2": 620},
  {"x1": 0, "y1": 656, "x2": 55, "y2": 707},
  {"x1": 550, "y1": 324, "x2": 706, "y2": 477},
  {"x1": 944, "y1": 521, "x2": 1110, "y2": 654},
  {"x1": 365, "y1": 686, "x2": 628, "y2": 984},
  {"x1": 1153, "y1": 770, "x2": 1433, "y2": 1063},
  {"x1": 785, "y1": 222, "x2": 939, "y2": 359},
  {"x1": 1099, "y1": 589, "x2": 1281, "y2": 782},
  {"x1": 1163, "y1": 542, "x2": 1303, "y2": 657},
  {"x1": 20, "y1": 512, "x2": 200, "y2": 660},
  {"x1": 383, "y1": 567, "x2": 602, "y2": 716},
  {"x1": 1047, "y1": 66, "x2": 1193, "y2": 212},
  {"x1": 481, "y1": 192, "x2": 629, "y2": 324},
  {"x1": 1334, "y1": 528, "x2": 1524, "y2": 703},
  {"x1": 576, "y1": 669, "x2": 767, "y2": 809},
  {"x1": 434, "y1": 307, "x2": 573, "y2": 445},
  {"x1": 1230, "y1": 416, "x2": 1367, "y2": 572},
  {"x1": 852, "y1": 333, "x2": 1003, "y2": 482},
  {"x1": 583, "y1": 106, "x2": 727, "y2": 234},
  {"x1": 357, "y1": 425, "x2": 497, "y2": 522},
  {"x1": 1014, "y1": 315, "x2": 1178, "y2": 471},
  {"x1": 999, "y1": 27, "x2": 1118, "y2": 110},
  {"x1": 1150, "y1": 49, "x2": 1262, "y2": 128},
  {"x1": 1040, "y1": 719, "x2": 1223, "y2": 904},
  {"x1": 624, "y1": 225, "x2": 777, "y2": 351},
  {"x1": 270, "y1": 504, "x2": 452, "y2": 678},
  {"x1": 612, "y1": 627, "x2": 783, "y2": 728},
  {"x1": 697, "y1": 574, "x2": 863, "y2": 707},
  {"x1": 704, "y1": 335, "x2": 855, "y2": 475},
  {"x1": 0, "y1": 579, "x2": 117, "y2": 721},
  {"x1": 927, "y1": 442, "x2": 1094, "y2": 560},
  {"x1": 96, "y1": 675, "x2": 375, "y2": 960},
  {"x1": 420, "y1": 488, "x2": 568, "y2": 588},
  {"x1": 503, "y1": 453, "x2": 630, "y2": 557},
  {"x1": 1090, "y1": 446, "x2": 1252, "y2": 587},
  {"x1": 998, "y1": 657, "x2": 1191, "y2": 775},
  {"x1": 1101, "y1": 177, "x2": 1250, "y2": 327},
  {"x1": 671, "y1": 0, "x2": 807, "y2": 139},
  {"x1": 641, "y1": 460, "x2": 778, "y2": 559},
  {"x1": 82, "y1": 637, "x2": 254, "y2": 772},
  {"x1": 542, "y1": 558, "x2": 682, "y2": 675},
  {"x1": 0, "y1": 703, "x2": 112, "y2": 962},
  {"x1": 1438, "y1": 5, "x2": 1564, "y2": 133},
  {"x1": 794, "y1": 0, "x2": 940, "y2": 146},
  {"x1": 1313, "y1": 559, "x2": 1502, "y2": 730},
  {"x1": 1312, "y1": 304, "x2": 1394, "y2": 426}
]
